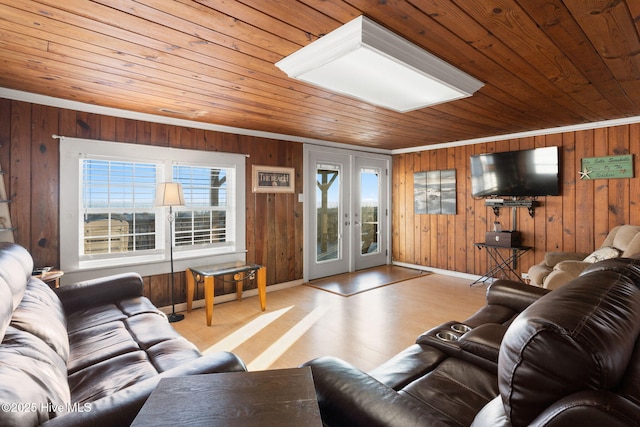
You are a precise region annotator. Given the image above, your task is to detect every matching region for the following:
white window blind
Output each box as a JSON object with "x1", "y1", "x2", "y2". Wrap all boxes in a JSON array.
[
  {"x1": 59, "y1": 137, "x2": 247, "y2": 280},
  {"x1": 173, "y1": 164, "x2": 235, "y2": 250},
  {"x1": 82, "y1": 159, "x2": 158, "y2": 255}
]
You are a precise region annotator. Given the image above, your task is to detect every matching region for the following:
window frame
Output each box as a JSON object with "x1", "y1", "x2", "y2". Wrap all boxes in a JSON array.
[
  {"x1": 172, "y1": 163, "x2": 235, "y2": 254},
  {"x1": 60, "y1": 138, "x2": 246, "y2": 283},
  {"x1": 81, "y1": 158, "x2": 162, "y2": 260}
]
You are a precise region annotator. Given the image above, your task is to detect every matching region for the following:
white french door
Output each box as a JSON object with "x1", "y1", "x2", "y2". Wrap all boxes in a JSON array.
[
  {"x1": 353, "y1": 157, "x2": 387, "y2": 271},
  {"x1": 308, "y1": 152, "x2": 350, "y2": 279},
  {"x1": 304, "y1": 146, "x2": 390, "y2": 281}
]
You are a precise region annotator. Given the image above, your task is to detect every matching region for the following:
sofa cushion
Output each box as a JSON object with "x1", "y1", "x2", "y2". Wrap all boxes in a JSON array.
[
  {"x1": 125, "y1": 312, "x2": 184, "y2": 350},
  {"x1": 146, "y1": 338, "x2": 203, "y2": 372},
  {"x1": 67, "y1": 321, "x2": 141, "y2": 374},
  {"x1": 65, "y1": 304, "x2": 127, "y2": 334},
  {"x1": 54, "y1": 273, "x2": 144, "y2": 314},
  {"x1": 0, "y1": 326, "x2": 71, "y2": 426},
  {"x1": 607, "y1": 224, "x2": 640, "y2": 256},
  {"x1": 0, "y1": 279, "x2": 15, "y2": 341},
  {"x1": 119, "y1": 296, "x2": 166, "y2": 317},
  {"x1": 11, "y1": 280, "x2": 68, "y2": 361},
  {"x1": 0, "y1": 243, "x2": 32, "y2": 311},
  {"x1": 399, "y1": 357, "x2": 499, "y2": 426},
  {"x1": 68, "y1": 351, "x2": 158, "y2": 405},
  {"x1": 583, "y1": 245, "x2": 620, "y2": 263},
  {"x1": 498, "y1": 269, "x2": 640, "y2": 427},
  {"x1": 620, "y1": 339, "x2": 640, "y2": 408}
]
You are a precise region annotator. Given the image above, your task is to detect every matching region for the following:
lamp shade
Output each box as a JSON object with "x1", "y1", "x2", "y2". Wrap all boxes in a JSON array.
[
  {"x1": 155, "y1": 182, "x2": 185, "y2": 207},
  {"x1": 275, "y1": 16, "x2": 484, "y2": 112}
]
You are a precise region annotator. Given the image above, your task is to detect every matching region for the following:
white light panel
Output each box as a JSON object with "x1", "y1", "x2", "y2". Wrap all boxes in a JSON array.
[{"x1": 276, "y1": 16, "x2": 484, "y2": 113}]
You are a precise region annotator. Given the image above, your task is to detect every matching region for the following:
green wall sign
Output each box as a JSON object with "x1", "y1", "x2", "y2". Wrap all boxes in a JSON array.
[{"x1": 580, "y1": 155, "x2": 634, "y2": 180}]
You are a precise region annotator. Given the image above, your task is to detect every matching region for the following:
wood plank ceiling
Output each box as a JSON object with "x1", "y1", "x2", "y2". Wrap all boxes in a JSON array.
[{"x1": 0, "y1": 0, "x2": 639, "y2": 151}]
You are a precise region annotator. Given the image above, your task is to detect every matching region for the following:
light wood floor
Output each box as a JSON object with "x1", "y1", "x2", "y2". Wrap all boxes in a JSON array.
[{"x1": 172, "y1": 273, "x2": 488, "y2": 372}]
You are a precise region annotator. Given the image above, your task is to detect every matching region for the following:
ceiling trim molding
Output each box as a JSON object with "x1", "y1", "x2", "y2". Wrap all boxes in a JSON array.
[
  {"x1": 392, "y1": 115, "x2": 640, "y2": 154},
  {"x1": 0, "y1": 88, "x2": 391, "y2": 155},
  {"x1": 2, "y1": 88, "x2": 639, "y2": 156}
]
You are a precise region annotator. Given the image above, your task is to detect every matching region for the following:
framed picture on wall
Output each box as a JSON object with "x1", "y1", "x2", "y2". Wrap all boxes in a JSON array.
[
  {"x1": 252, "y1": 165, "x2": 295, "y2": 193},
  {"x1": 414, "y1": 169, "x2": 456, "y2": 215}
]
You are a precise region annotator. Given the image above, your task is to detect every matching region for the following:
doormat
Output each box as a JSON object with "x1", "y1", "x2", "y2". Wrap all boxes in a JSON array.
[{"x1": 306, "y1": 265, "x2": 430, "y2": 297}]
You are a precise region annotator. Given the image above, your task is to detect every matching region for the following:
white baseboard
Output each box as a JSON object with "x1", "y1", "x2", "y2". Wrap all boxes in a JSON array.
[
  {"x1": 391, "y1": 261, "x2": 490, "y2": 283},
  {"x1": 159, "y1": 266, "x2": 490, "y2": 315}
]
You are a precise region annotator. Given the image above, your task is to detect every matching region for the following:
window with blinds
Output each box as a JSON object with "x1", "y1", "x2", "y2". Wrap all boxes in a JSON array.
[
  {"x1": 82, "y1": 159, "x2": 158, "y2": 255},
  {"x1": 60, "y1": 137, "x2": 246, "y2": 274},
  {"x1": 173, "y1": 164, "x2": 234, "y2": 250}
]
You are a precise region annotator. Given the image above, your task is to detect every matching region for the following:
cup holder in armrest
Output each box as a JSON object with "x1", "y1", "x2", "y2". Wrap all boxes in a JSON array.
[
  {"x1": 436, "y1": 330, "x2": 460, "y2": 342},
  {"x1": 417, "y1": 321, "x2": 465, "y2": 348},
  {"x1": 416, "y1": 321, "x2": 500, "y2": 373},
  {"x1": 450, "y1": 323, "x2": 472, "y2": 334}
]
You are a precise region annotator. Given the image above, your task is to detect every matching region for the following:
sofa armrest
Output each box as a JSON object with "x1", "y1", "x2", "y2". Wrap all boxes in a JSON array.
[
  {"x1": 41, "y1": 351, "x2": 246, "y2": 427},
  {"x1": 302, "y1": 356, "x2": 453, "y2": 427},
  {"x1": 472, "y1": 391, "x2": 640, "y2": 427},
  {"x1": 54, "y1": 273, "x2": 145, "y2": 314},
  {"x1": 530, "y1": 390, "x2": 640, "y2": 427},
  {"x1": 369, "y1": 344, "x2": 447, "y2": 389},
  {"x1": 458, "y1": 323, "x2": 507, "y2": 364},
  {"x1": 553, "y1": 259, "x2": 591, "y2": 275},
  {"x1": 543, "y1": 251, "x2": 588, "y2": 267},
  {"x1": 485, "y1": 279, "x2": 550, "y2": 313}
]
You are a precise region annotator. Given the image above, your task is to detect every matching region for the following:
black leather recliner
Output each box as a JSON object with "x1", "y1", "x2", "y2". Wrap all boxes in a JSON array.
[
  {"x1": 303, "y1": 279, "x2": 549, "y2": 426},
  {"x1": 304, "y1": 257, "x2": 640, "y2": 426}
]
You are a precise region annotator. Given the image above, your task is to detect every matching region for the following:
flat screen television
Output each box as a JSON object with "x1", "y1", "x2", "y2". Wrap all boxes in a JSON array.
[{"x1": 470, "y1": 146, "x2": 560, "y2": 198}]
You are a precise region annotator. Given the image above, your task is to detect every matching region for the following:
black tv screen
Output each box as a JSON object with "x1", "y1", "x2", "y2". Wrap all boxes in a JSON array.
[{"x1": 470, "y1": 146, "x2": 560, "y2": 197}]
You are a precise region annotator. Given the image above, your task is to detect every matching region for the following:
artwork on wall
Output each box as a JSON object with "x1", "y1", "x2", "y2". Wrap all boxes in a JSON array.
[
  {"x1": 579, "y1": 154, "x2": 634, "y2": 180},
  {"x1": 414, "y1": 169, "x2": 456, "y2": 215},
  {"x1": 252, "y1": 165, "x2": 295, "y2": 193}
]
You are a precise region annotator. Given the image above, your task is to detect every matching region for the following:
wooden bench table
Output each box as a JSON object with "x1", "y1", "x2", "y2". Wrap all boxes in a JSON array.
[{"x1": 186, "y1": 262, "x2": 266, "y2": 326}]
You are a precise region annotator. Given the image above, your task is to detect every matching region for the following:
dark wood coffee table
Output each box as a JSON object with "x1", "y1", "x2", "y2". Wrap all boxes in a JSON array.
[{"x1": 131, "y1": 367, "x2": 322, "y2": 426}]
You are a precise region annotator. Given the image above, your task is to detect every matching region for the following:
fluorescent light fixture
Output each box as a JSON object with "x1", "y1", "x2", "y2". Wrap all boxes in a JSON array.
[{"x1": 275, "y1": 16, "x2": 484, "y2": 113}]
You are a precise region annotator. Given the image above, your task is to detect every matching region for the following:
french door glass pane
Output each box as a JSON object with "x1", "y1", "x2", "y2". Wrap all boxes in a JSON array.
[
  {"x1": 316, "y1": 166, "x2": 340, "y2": 262},
  {"x1": 360, "y1": 168, "x2": 380, "y2": 255}
]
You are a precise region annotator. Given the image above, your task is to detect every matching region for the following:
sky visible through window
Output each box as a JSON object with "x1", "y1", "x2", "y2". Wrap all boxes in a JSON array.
[
  {"x1": 83, "y1": 160, "x2": 156, "y2": 209},
  {"x1": 83, "y1": 161, "x2": 226, "y2": 209},
  {"x1": 316, "y1": 169, "x2": 379, "y2": 209}
]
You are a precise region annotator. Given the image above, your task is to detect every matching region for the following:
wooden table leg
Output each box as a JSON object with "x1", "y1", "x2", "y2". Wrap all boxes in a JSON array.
[
  {"x1": 204, "y1": 276, "x2": 214, "y2": 326},
  {"x1": 257, "y1": 266, "x2": 267, "y2": 311},
  {"x1": 186, "y1": 269, "x2": 194, "y2": 313},
  {"x1": 235, "y1": 273, "x2": 243, "y2": 301}
]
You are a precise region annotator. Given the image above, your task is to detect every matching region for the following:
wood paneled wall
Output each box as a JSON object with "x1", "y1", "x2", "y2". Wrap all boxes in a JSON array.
[
  {"x1": 3, "y1": 96, "x2": 638, "y2": 303},
  {"x1": 0, "y1": 98, "x2": 303, "y2": 307},
  {"x1": 392, "y1": 122, "x2": 640, "y2": 279}
]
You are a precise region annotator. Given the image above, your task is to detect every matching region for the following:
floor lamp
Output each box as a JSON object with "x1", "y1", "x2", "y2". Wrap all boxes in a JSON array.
[{"x1": 156, "y1": 182, "x2": 185, "y2": 323}]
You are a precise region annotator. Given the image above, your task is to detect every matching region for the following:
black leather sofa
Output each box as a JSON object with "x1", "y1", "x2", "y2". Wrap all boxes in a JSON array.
[
  {"x1": 0, "y1": 242, "x2": 246, "y2": 426},
  {"x1": 304, "y1": 257, "x2": 640, "y2": 426}
]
